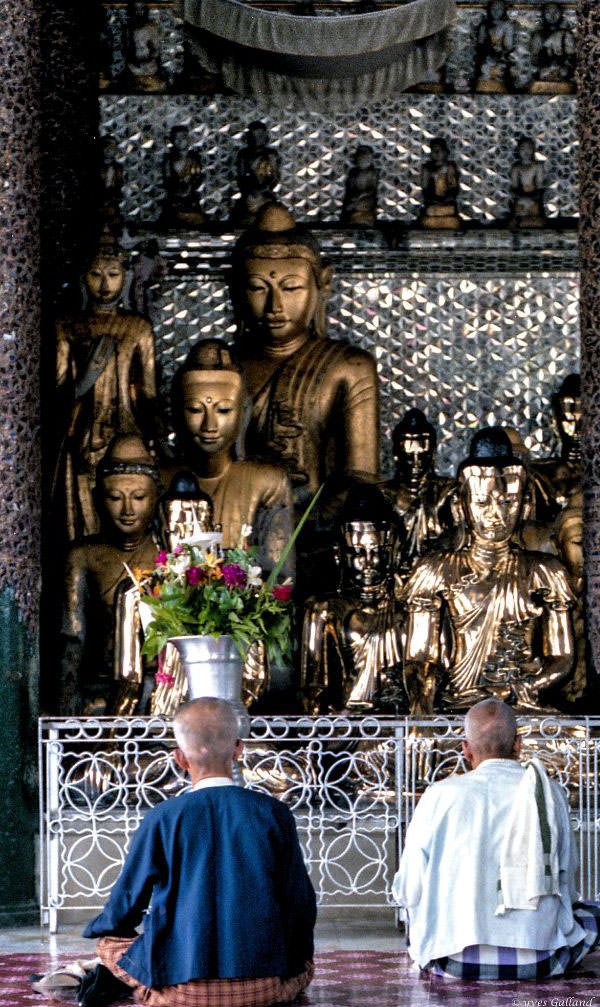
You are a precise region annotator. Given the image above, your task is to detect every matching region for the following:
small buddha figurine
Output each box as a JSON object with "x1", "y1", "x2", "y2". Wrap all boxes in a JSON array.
[
  {"x1": 403, "y1": 427, "x2": 575, "y2": 715},
  {"x1": 54, "y1": 236, "x2": 159, "y2": 542},
  {"x1": 168, "y1": 338, "x2": 294, "y2": 573},
  {"x1": 97, "y1": 134, "x2": 123, "y2": 231},
  {"x1": 158, "y1": 470, "x2": 216, "y2": 552},
  {"x1": 301, "y1": 483, "x2": 406, "y2": 714},
  {"x1": 533, "y1": 373, "x2": 582, "y2": 516},
  {"x1": 419, "y1": 138, "x2": 461, "y2": 230},
  {"x1": 509, "y1": 136, "x2": 547, "y2": 229},
  {"x1": 529, "y1": 3, "x2": 576, "y2": 95},
  {"x1": 341, "y1": 145, "x2": 378, "y2": 228},
  {"x1": 555, "y1": 491, "x2": 586, "y2": 704},
  {"x1": 233, "y1": 203, "x2": 380, "y2": 509},
  {"x1": 474, "y1": 0, "x2": 516, "y2": 94},
  {"x1": 232, "y1": 122, "x2": 281, "y2": 226},
  {"x1": 161, "y1": 126, "x2": 207, "y2": 228},
  {"x1": 123, "y1": 0, "x2": 166, "y2": 93},
  {"x1": 382, "y1": 409, "x2": 454, "y2": 572},
  {"x1": 58, "y1": 435, "x2": 161, "y2": 716}
]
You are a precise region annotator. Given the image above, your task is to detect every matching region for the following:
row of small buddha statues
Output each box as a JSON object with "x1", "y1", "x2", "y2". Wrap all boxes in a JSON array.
[
  {"x1": 100, "y1": 1, "x2": 576, "y2": 97},
  {"x1": 52, "y1": 201, "x2": 586, "y2": 721},
  {"x1": 100, "y1": 122, "x2": 560, "y2": 233}
]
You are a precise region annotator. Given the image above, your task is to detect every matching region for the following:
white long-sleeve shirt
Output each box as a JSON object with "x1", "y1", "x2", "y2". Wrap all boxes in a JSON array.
[{"x1": 392, "y1": 759, "x2": 585, "y2": 968}]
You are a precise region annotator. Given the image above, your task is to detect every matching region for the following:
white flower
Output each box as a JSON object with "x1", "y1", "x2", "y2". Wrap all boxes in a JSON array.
[
  {"x1": 247, "y1": 564, "x2": 263, "y2": 587},
  {"x1": 240, "y1": 524, "x2": 253, "y2": 540}
]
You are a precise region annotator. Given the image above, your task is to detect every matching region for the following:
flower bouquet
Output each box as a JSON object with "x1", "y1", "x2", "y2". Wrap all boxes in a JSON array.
[{"x1": 139, "y1": 540, "x2": 294, "y2": 666}]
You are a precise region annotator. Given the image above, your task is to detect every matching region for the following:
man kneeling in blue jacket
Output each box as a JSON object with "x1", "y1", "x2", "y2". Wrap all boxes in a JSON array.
[{"x1": 82, "y1": 697, "x2": 316, "y2": 1007}]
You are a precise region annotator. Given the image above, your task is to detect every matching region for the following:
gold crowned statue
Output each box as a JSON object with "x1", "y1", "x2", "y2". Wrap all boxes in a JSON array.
[
  {"x1": 301, "y1": 483, "x2": 406, "y2": 714},
  {"x1": 403, "y1": 427, "x2": 575, "y2": 715},
  {"x1": 382, "y1": 408, "x2": 454, "y2": 572},
  {"x1": 167, "y1": 337, "x2": 294, "y2": 573},
  {"x1": 419, "y1": 138, "x2": 461, "y2": 230},
  {"x1": 233, "y1": 203, "x2": 380, "y2": 509},
  {"x1": 58, "y1": 434, "x2": 160, "y2": 716},
  {"x1": 55, "y1": 237, "x2": 159, "y2": 542},
  {"x1": 533, "y1": 373, "x2": 582, "y2": 518}
]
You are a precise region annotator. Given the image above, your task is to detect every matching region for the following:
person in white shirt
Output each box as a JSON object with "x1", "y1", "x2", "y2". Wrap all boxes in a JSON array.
[{"x1": 393, "y1": 699, "x2": 600, "y2": 979}]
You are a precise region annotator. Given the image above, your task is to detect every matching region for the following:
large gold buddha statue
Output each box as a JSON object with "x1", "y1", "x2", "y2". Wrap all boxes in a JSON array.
[
  {"x1": 58, "y1": 435, "x2": 160, "y2": 715},
  {"x1": 232, "y1": 203, "x2": 380, "y2": 509},
  {"x1": 167, "y1": 338, "x2": 294, "y2": 572},
  {"x1": 55, "y1": 236, "x2": 159, "y2": 542},
  {"x1": 382, "y1": 408, "x2": 454, "y2": 572},
  {"x1": 301, "y1": 483, "x2": 406, "y2": 714},
  {"x1": 533, "y1": 373, "x2": 582, "y2": 518},
  {"x1": 403, "y1": 427, "x2": 575, "y2": 715}
]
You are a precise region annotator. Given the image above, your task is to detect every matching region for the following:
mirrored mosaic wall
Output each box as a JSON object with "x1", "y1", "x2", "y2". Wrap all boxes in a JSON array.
[
  {"x1": 100, "y1": 93, "x2": 578, "y2": 223},
  {"x1": 99, "y1": 2, "x2": 576, "y2": 97},
  {"x1": 151, "y1": 270, "x2": 580, "y2": 475}
]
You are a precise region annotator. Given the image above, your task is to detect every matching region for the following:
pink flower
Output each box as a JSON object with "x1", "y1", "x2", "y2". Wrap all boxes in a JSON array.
[
  {"x1": 273, "y1": 585, "x2": 293, "y2": 602},
  {"x1": 173, "y1": 544, "x2": 184, "y2": 555},
  {"x1": 155, "y1": 550, "x2": 168, "y2": 566},
  {"x1": 186, "y1": 566, "x2": 204, "y2": 586},
  {"x1": 222, "y1": 564, "x2": 247, "y2": 588},
  {"x1": 155, "y1": 670, "x2": 175, "y2": 687}
]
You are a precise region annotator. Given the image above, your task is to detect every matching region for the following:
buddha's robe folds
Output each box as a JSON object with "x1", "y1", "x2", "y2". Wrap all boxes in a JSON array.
[
  {"x1": 383, "y1": 475, "x2": 454, "y2": 563},
  {"x1": 404, "y1": 547, "x2": 574, "y2": 708},
  {"x1": 56, "y1": 311, "x2": 157, "y2": 539},
  {"x1": 240, "y1": 336, "x2": 380, "y2": 502}
]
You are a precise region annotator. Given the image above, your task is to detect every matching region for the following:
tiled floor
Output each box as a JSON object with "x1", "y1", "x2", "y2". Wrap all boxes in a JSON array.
[{"x1": 1, "y1": 921, "x2": 600, "y2": 1007}]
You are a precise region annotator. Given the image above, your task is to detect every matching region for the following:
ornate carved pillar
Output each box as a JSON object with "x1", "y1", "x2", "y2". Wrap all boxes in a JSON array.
[
  {"x1": 0, "y1": 0, "x2": 41, "y2": 922},
  {"x1": 578, "y1": 3, "x2": 600, "y2": 695}
]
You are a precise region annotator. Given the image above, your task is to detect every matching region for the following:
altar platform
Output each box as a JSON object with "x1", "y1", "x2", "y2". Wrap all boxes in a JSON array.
[{"x1": 2, "y1": 916, "x2": 600, "y2": 1007}]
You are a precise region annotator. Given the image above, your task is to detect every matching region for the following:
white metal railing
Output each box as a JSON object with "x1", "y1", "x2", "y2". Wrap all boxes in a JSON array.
[{"x1": 38, "y1": 715, "x2": 600, "y2": 932}]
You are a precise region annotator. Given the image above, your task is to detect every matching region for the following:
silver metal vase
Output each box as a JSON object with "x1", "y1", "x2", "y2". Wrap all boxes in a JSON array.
[{"x1": 168, "y1": 634, "x2": 251, "y2": 738}]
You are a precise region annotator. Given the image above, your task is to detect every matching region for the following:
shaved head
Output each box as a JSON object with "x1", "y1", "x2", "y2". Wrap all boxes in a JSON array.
[
  {"x1": 465, "y1": 700, "x2": 517, "y2": 759},
  {"x1": 173, "y1": 698, "x2": 239, "y2": 770}
]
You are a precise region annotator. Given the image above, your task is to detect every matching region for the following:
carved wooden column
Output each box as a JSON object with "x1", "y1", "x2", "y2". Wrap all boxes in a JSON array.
[
  {"x1": 0, "y1": 0, "x2": 41, "y2": 922},
  {"x1": 578, "y1": 2, "x2": 600, "y2": 695}
]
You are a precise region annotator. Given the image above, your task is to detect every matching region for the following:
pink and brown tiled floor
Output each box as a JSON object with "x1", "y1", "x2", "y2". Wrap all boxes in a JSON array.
[{"x1": 1, "y1": 920, "x2": 600, "y2": 1007}]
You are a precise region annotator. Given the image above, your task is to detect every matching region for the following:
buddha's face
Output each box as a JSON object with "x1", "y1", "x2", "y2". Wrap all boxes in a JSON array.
[
  {"x1": 243, "y1": 257, "x2": 319, "y2": 347},
  {"x1": 543, "y1": 4, "x2": 561, "y2": 28},
  {"x1": 558, "y1": 515, "x2": 583, "y2": 582},
  {"x1": 490, "y1": 0, "x2": 506, "y2": 22},
  {"x1": 171, "y1": 129, "x2": 188, "y2": 154},
  {"x1": 85, "y1": 255, "x2": 125, "y2": 306},
  {"x1": 248, "y1": 125, "x2": 267, "y2": 149},
  {"x1": 182, "y1": 371, "x2": 244, "y2": 456},
  {"x1": 395, "y1": 433, "x2": 434, "y2": 483},
  {"x1": 556, "y1": 395, "x2": 582, "y2": 445},
  {"x1": 342, "y1": 522, "x2": 392, "y2": 590},
  {"x1": 102, "y1": 473, "x2": 157, "y2": 539},
  {"x1": 517, "y1": 139, "x2": 534, "y2": 165},
  {"x1": 430, "y1": 142, "x2": 448, "y2": 167},
  {"x1": 463, "y1": 469, "x2": 525, "y2": 544}
]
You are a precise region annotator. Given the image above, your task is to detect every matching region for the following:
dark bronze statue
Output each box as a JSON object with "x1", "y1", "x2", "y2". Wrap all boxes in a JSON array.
[
  {"x1": 403, "y1": 427, "x2": 575, "y2": 714},
  {"x1": 341, "y1": 145, "x2": 378, "y2": 228},
  {"x1": 59, "y1": 435, "x2": 160, "y2": 716},
  {"x1": 162, "y1": 126, "x2": 207, "y2": 227},
  {"x1": 233, "y1": 203, "x2": 381, "y2": 509},
  {"x1": 509, "y1": 136, "x2": 547, "y2": 229},
  {"x1": 474, "y1": 0, "x2": 516, "y2": 94},
  {"x1": 533, "y1": 373, "x2": 582, "y2": 517},
  {"x1": 382, "y1": 409, "x2": 454, "y2": 571},
  {"x1": 123, "y1": 0, "x2": 166, "y2": 93},
  {"x1": 301, "y1": 483, "x2": 406, "y2": 713},
  {"x1": 529, "y1": 3, "x2": 576, "y2": 95},
  {"x1": 232, "y1": 121, "x2": 281, "y2": 226},
  {"x1": 420, "y1": 138, "x2": 460, "y2": 230},
  {"x1": 97, "y1": 134, "x2": 123, "y2": 232},
  {"x1": 55, "y1": 237, "x2": 159, "y2": 542}
]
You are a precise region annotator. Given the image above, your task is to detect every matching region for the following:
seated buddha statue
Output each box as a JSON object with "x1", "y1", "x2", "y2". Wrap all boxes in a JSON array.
[
  {"x1": 161, "y1": 125, "x2": 207, "y2": 228},
  {"x1": 232, "y1": 121, "x2": 281, "y2": 226},
  {"x1": 123, "y1": 0, "x2": 166, "y2": 93},
  {"x1": 403, "y1": 427, "x2": 575, "y2": 715},
  {"x1": 54, "y1": 235, "x2": 159, "y2": 542},
  {"x1": 301, "y1": 483, "x2": 406, "y2": 714},
  {"x1": 533, "y1": 373, "x2": 582, "y2": 518},
  {"x1": 509, "y1": 136, "x2": 547, "y2": 229},
  {"x1": 529, "y1": 2, "x2": 576, "y2": 95},
  {"x1": 382, "y1": 408, "x2": 454, "y2": 574},
  {"x1": 232, "y1": 203, "x2": 380, "y2": 512},
  {"x1": 474, "y1": 0, "x2": 516, "y2": 94},
  {"x1": 58, "y1": 435, "x2": 161, "y2": 716},
  {"x1": 167, "y1": 338, "x2": 294, "y2": 574},
  {"x1": 341, "y1": 145, "x2": 378, "y2": 228},
  {"x1": 419, "y1": 138, "x2": 461, "y2": 230}
]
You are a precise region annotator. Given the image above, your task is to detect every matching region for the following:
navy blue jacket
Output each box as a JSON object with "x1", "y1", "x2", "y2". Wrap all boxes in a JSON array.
[{"x1": 83, "y1": 785, "x2": 316, "y2": 988}]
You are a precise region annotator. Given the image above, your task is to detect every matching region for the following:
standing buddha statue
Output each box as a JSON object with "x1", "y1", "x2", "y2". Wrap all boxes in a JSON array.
[{"x1": 232, "y1": 203, "x2": 380, "y2": 511}]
